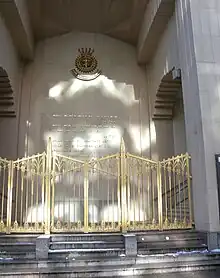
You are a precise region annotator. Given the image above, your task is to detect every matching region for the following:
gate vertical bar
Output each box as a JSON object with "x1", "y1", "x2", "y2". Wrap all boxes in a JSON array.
[
  {"x1": 186, "y1": 153, "x2": 193, "y2": 227},
  {"x1": 120, "y1": 138, "x2": 127, "y2": 232},
  {"x1": 157, "y1": 162, "x2": 163, "y2": 230},
  {"x1": 41, "y1": 153, "x2": 46, "y2": 231},
  {"x1": 6, "y1": 161, "x2": 13, "y2": 234},
  {"x1": 84, "y1": 162, "x2": 89, "y2": 233},
  {"x1": 45, "y1": 137, "x2": 52, "y2": 234},
  {"x1": 117, "y1": 154, "x2": 121, "y2": 230},
  {"x1": 51, "y1": 155, "x2": 55, "y2": 230}
]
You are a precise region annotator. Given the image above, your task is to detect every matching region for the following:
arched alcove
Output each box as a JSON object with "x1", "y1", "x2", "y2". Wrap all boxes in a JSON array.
[
  {"x1": 153, "y1": 68, "x2": 182, "y2": 120},
  {"x1": 152, "y1": 68, "x2": 187, "y2": 158},
  {"x1": 0, "y1": 66, "x2": 15, "y2": 118}
]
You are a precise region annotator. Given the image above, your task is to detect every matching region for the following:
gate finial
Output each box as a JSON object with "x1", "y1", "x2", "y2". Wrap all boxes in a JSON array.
[
  {"x1": 47, "y1": 137, "x2": 52, "y2": 152},
  {"x1": 46, "y1": 137, "x2": 53, "y2": 158},
  {"x1": 120, "y1": 137, "x2": 125, "y2": 153}
]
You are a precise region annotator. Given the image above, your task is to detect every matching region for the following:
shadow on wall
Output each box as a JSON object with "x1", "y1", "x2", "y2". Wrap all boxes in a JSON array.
[
  {"x1": 26, "y1": 74, "x2": 156, "y2": 159},
  {"x1": 19, "y1": 72, "x2": 157, "y2": 225}
]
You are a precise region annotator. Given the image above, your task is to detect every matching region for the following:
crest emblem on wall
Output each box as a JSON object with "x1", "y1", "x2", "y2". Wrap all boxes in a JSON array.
[{"x1": 70, "y1": 48, "x2": 101, "y2": 81}]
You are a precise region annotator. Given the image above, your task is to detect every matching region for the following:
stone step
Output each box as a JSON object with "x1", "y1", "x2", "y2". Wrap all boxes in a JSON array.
[
  {"x1": 0, "y1": 231, "x2": 206, "y2": 261},
  {"x1": 49, "y1": 233, "x2": 125, "y2": 259},
  {"x1": 138, "y1": 247, "x2": 207, "y2": 255},
  {"x1": 50, "y1": 233, "x2": 123, "y2": 243},
  {"x1": 137, "y1": 236, "x2": 206, "y2": 244},
  {"x1": 0, "y1": 234, "x2": 38, "y2": 244},
  {"x1": 0, "y1": 87, "x2": 13, "y2": 94},
  {"x1": 0, "y1": 251, "x2": 35, "y2": 260},
  {"x1": 164, "y1": 211, "x2": 190, "y2": 215},
  {"x1": 136, "y1": 230, "x2": 205, "y2": 241},
  {"x1": 0, "y1": 96, "x2": 13, "y2": 100},
  {"x1": 166, "y1": 206, "x2": 190, "y2": 210},
  {"x1": 48, "y1": 248, "x2": 124, "y2": 260},
  {"x1": 0, "y1": 235, "x2": 38, "y2": 260},
  {"x1": 138, "y1": 245, "x2": 207, "y2": 255},
  {"x1": 1, "y1": 254, "x2": 220, "y2": 277},
  {"x1": 136, "y1": 231, "x2": 207, "y2": 254},
  {"x1": 138, "y1": 240, "x2": 207, "y2": 253},
  {"x1": 0, "y1": 242, "x2": 35, "y2": 252},
  {"x1": 49, "y1": 248, "x2": 123, "y2": 254},
  {"x1": 50, "y1": 241, "x2": 124, "y2": 250},
  {"x1": 163, "y1": 213, "x2": 190, "y2": 216}
]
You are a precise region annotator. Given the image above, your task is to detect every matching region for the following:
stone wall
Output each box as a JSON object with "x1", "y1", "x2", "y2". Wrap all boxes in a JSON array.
[
  {"x1": 173, "y1": 90, "x2": 186, "y2": 156},
  {"x1": 184, "y1": 0, "x2": 220, "y2": 232},
  {"x1": 173, "y1": 0, "x2": 220, "y2": 232},
  {"x1": 0, "y1": 13, "x2": 187, "y2": 162},
  {"x1": 146, "y1": 14, "x2": 185, "y2": 160},
  {"x1": 18, "y1": 32, "x2": 152, "y2": 160},
  {"x1": 0, "y1": 15, "x2": 187, "y2": 162},
  {"x1": 144, "y1": 0, "x2": 220, "y2": 232}
]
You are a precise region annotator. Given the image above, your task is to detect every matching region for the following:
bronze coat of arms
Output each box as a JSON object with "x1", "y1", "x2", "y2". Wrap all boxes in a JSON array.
[{"x1": 70, "y1": 48, "x2": 101, "y2": 81}]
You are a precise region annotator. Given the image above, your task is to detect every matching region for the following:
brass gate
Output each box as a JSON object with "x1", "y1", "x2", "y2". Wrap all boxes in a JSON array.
[{"x1": 0, "y1": 138, "x2": 193, "y2": 234}]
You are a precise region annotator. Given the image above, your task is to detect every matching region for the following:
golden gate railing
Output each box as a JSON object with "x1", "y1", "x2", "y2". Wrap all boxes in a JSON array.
[
  {"x1": 160, "y1": 154, "x2": 193, "y2": 229},
  {"x1": 0, "y1": 138, "x2": 193, "y2": 234}
]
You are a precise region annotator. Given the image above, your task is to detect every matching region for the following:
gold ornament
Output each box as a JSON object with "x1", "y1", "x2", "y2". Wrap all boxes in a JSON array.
[{"x1": 70, "y1": 48, "x2": 101, "y2": 81}]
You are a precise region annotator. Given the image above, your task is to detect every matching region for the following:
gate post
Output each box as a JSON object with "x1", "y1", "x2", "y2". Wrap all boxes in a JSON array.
[
  {"x1": 157, "y1": 162, "x2": 163, "y2": 230},
  {"x1": 45, "y1": 137, "x2": 52, "y2": 234},
  {"x1": 120, "y1": 138, "x2": 127, "y2": 232},
  {"x1": 6, "y1": 161, "x2": 13, "y2": 234}
]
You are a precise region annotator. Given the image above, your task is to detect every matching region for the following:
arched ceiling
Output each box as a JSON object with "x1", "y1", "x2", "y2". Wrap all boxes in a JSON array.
[{"x1": 27, "y1": 0, "x2": 148, "y2": 45}]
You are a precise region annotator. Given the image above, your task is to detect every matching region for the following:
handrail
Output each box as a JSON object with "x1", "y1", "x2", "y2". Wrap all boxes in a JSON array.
[{"x1": 154, "y1": 179, "x2": 188, "y2": 202}]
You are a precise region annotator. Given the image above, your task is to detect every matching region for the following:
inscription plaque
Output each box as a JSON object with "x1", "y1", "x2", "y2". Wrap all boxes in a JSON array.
[{"x1": 41, "y1": 113, "x2": 122, "y2": 159}]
